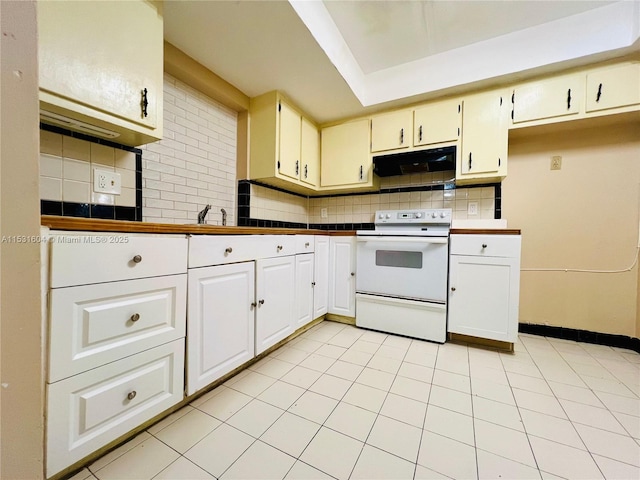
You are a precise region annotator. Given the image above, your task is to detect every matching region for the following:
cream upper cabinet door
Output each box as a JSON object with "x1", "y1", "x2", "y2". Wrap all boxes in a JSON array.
[
  {"x1": 413, "y1": 99, "x2": 461, "y2": 147},
  {"x1": 38, "y1": 0, "x2": 163, "y2": 143},
  {"x1": 460, "y1": 90, "x2": 509, "y2": 178},
  {"x1": 300, "y1": 117, "x2": 320, "y2": 187},
  {"x1": 586, "y1": 64, "x2": 640, "y2": 113},
  {"x1": 512, "y1": 75, "x2": 583, "y2": 124},
  {"x1": 371, "y1": 110, "x2": 412, "y2": 152},
  {"x1": 278, "y1": 100, "x2": 302, "y2": 181},
  {"x1": 321, "y1": 119, "x2": 372, "y2": 187}
]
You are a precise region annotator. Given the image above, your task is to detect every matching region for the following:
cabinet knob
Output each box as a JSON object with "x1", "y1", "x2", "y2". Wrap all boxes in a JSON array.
[
  {"x1": 130, "y1": 313, "x2": 140, "y2": 322},
  {"x1": 225, "y1": 247, "x2": 233, "y2": 254},
  {"x1": 350, "y1": 272, "x2": 355, "y2": 276},
  {"x1": 311, "y1": 281, "x2": 316, "y2": 287},
  {"x1": 451, "y1": 287, "x2": 456, "y2": 292},
  {"x1": 251, "y1": 302, "x2": 257, "y2": 309},
  {"x1": 482, "y1": 244, "x2": 488, "y2": 249},
  {"x1": 132, "y1": 255, "x2": 142, "y2": 264},
  {"x1": 127, "y1": 391, "x2": 137, "y2": 401},
  {"x1": 258, "y1": 299, "x2": 265, "y2": 305},
  {"x1": 277, "y1": 245, "x2": 283, "y2": 252},
  {"x1": 305, "y1": 242, "x2": 310, "y2": 248}
]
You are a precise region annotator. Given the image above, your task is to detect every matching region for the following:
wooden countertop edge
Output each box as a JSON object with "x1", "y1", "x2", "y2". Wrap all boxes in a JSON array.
[
  {"x1": 39, "y1": 216, "x2": 356, "y2": 236},
  {"x1": 450, "y1": 228, "x2": 521, "y2": 235}
]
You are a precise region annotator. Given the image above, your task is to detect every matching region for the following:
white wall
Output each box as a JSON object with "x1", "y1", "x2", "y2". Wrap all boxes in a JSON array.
[{"x1": 141, "y1": 73, "x2": 238, "y2": 225}]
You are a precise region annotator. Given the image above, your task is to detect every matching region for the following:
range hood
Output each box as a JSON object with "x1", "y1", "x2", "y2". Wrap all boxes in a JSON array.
[{"x1": 373, "y1": 146, "x2": 456, "y2": 177}]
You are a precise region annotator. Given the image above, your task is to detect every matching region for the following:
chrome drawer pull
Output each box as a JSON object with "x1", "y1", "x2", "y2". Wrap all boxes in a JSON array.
[
  {"x1": 127, "y1": 391, "x2": 137, "y2": 401},
  {"x1": 130, "y1": 313, "x2": 140, "y2": 322},
  {"x1": 225, "y1": 247, "x2": 233, "y2": 254},
  {"x1": 132, "y1": 255, "x2": 142, "y2": 263}
]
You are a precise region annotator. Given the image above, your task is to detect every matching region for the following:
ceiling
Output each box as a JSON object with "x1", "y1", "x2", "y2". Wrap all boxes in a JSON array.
[{"x1": 164, "y1": 0, "x2": 640, "y2": 124}]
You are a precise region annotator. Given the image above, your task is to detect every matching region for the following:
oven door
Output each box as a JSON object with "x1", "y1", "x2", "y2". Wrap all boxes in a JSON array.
[{"x1": 356, "y1": 235, "x2": 448, "y2": 303}]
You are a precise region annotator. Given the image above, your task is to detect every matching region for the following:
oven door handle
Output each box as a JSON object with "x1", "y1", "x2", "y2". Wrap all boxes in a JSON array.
[{"x1": 356, "y1": 236, "x2": 448, "y2": 244}]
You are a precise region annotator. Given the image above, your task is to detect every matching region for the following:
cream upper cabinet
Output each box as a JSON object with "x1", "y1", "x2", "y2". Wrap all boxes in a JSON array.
[
  {"x1": 301, "y1": 117, "x2": 320, "y2": 187},
  {"x1": 371, "y1": 110, "x2": 412, "y2": 152},
  {"x1": 458, "y1": 90, "x2": 509, "y2": 184},
  {"x1": 320, "y1": 119, "x2": 375, "y2": 190},
  {"x1": 250, "y1": 91, "x2": 319, "y2": 193},
  {"x1": 413, "y1": 99, "x2": 461, "y2": 147},
  {"x1": 37, "y1": 0, "x2": 163, "y2": 146},
  {"x1": 586, "y1": 63, "x2": 640, "y2": 113},
  {"x1": 511, "y1": 74, "x2": 583, "y2": 124}
]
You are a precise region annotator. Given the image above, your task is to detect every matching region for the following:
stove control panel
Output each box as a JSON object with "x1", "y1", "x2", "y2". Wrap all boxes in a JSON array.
[{"x1": 375, "y1": 209, "x2": 452, "y2": 226}]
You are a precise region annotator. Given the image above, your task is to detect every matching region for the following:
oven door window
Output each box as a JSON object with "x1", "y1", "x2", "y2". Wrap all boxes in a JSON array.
[{"x1": 375, "y1": 250, "x2": 423, "y2": 269}]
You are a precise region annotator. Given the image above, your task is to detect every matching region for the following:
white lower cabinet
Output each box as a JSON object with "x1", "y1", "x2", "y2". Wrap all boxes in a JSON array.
[
  {"x1": 328, "y1": 236, "x2": 356, "y2": 317},
  {"x1": 313, "y1": 236, "x2": 330, "y2": 318},
  {"x1": 255, "y1": 256, "x2": 296, "y2": 354},
  {"x1": 46, "y1": 339, "x2": 184, "y2": 477},
  {"x1": 448, "y1": 234, "x2": 521, "y2": 343},
  {"x1": 295, "y1": 253, "x2": 315, "y2": 329},
  {"x1": 186, "y1": 262, "x2": 255, "y2": 395}
]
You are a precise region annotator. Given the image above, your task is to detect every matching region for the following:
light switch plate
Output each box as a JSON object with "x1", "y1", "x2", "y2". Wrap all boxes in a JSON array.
[
  {"x1": 93, "y1": 168, "x2": 121, "y2": 195},
  {"x1": 468, "y1": 201, "x2": 478, "y2": 215}
]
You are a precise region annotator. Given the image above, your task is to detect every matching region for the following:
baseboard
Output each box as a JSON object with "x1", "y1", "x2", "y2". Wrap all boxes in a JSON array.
[
  {"x1": 519, "y1": 323, "x2": 640, "y2": 354},
  {"x1": 325, "y1": 314, "x2": 356, "y2": 325}
]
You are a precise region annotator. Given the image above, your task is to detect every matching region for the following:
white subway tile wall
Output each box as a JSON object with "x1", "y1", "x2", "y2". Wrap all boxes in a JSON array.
[
  {"x1": 39, "y1": 131, "x2": 137, "y2": 207},
  {"x1": 250, "y1": 171, "x2": 495, "y2": 225},
  {"x1": 140, "y1": 74, "x2": 238, "y2": 225}
]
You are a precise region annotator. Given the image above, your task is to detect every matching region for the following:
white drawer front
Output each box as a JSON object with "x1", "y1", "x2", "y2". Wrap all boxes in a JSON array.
[
  {"x1": 450, "y1": 234, "x2": 521, "y2": 258},
  {"x1": 50, "y1": 234, "x2": 188, "y2": 287},
  {"x1": 189, "y1": 235, "x2": 296, "y2": 267},
  {"x1": 49, "y1": 275, "x2": 187, "y2": 382},
  {"x1": 46, "y1": 339, "x2": 184, "y2": 478},
  {"x1": 296, "y1": 235, "x2": 315, "y2": 253}
]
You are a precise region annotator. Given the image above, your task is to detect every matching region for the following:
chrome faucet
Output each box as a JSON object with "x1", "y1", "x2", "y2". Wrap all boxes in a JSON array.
[
  {"x1": 197, "y1": 204, "x2": 211, "y2": 224},
  {"x1": 220, "y1": 208, "x2": 227, "y2": 226}
]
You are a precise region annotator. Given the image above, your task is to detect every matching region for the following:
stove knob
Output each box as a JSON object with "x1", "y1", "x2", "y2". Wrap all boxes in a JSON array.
[
  {"x1": 415, "y1": 212, "x2": 422, "y2": 218},
  {"x1": 378, "y1": 213, "x2": 384, "y2": 219},
  {"x1": 431, "y1": 212, "x2": 437, "y2": 218},
  {"x1": 386, "y1": 214, "x2": 391, "y2": 219},
  {"x1": 440, "y1": 212, "x2": 447, "y2": 218}
]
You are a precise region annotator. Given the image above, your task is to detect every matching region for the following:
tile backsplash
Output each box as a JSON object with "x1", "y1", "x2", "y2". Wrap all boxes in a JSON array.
[{"x1": 242, "y1": 171, "x2": 498, "y2": 228}]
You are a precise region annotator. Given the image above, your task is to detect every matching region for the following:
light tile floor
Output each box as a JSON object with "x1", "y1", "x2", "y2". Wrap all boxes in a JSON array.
[{"x1": 71, "y1": 322, "x2": 640, "y2": 480}]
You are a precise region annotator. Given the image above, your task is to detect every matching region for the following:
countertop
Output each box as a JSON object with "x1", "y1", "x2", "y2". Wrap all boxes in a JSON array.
[{"x1": 40, "y1": 216, "x2": 353, "y2": 235}]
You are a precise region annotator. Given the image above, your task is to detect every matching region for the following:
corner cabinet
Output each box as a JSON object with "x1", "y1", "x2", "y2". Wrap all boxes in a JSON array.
[
  {"x1": 249, "y1": 91, "x2": 320, "y2": 193},
  {"x1": 448, "y1": 233, "x2": 521, "y2": 343},
  {"x1": 457, "y1": 90, "x2": 509, "y2": 185},
  {"x1": 320, "y1": 119, "x2": 377, "y2": 192},
  {"x1": 37, "y1": 0, "x2": 163, "y2": 146}
]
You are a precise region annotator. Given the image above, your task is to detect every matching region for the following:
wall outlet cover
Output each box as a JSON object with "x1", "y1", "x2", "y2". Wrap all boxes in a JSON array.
[
  {"x1": 93, "y1": 168, "x2": 121, "y2": 195},
  {"x1": 468, "y1": 201, "x2": 479, "y2": 215},
  {"x1": 551, "y1": 155, "x2": 562, "y2": 170},
  {"x1": 321, "y1": 208, "x2": 328, "y2": 218}
]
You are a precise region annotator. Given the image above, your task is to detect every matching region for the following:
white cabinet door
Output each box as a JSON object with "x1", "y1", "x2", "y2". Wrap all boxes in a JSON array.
[
  {"x1": 448, "y1": 234, "x2": 521, "y2": 343},
  {"x1": 255, "y1": 256, "x2": 295, "y2": 354},
  {"x1": 328, "y1": 237, "x2": 356, "y2": 317},
  {"x1": 295, "y1": 254, "x2": 315, "y2": 329},
  {"x1": 313, "y1": 236, "x2": 330, "y2": 318},
  {"x1": 187, "y1": 262, "x2": 255, "y2": 395}
]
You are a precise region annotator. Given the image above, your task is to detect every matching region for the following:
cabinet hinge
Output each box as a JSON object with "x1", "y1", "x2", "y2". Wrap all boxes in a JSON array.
[
  {"x1": 277, "y1": 160, "x2": 280, "y2": 170},
  {"x1": 458, "y1": 104, "x2": 461, "y2": 113},
  {"x1": 278, "y1": 102, "x2": 281, "y2": 112}
]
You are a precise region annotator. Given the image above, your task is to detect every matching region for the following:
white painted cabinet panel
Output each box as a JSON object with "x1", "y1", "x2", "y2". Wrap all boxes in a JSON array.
[
  {"x1": 313, "y1": 236, "x2": 330, "y2": 319},
  {"x1": 328, "y1": 237, "x2": 356, "y2": 317},
  {"x1": 188, "y1": 235, "x2": 295, "y2": 268},
  {"x1": 46, "y1": 339, "x2": 184, "y2": 478},
  {"x1": 50, "y1": 234, "x2": 188, "y2": 288},
  {"x1": 187, "y1": 262, "x2": 255, "y2": 395},
  {"x1": 49, "y1": 274, "x2": 187, "y2": 383},
  {"x1": 295, "y1": 253, "x2": 315, "y2": 329},
  {"x1": 448, "y1": 234, "x2": 521, "y2": 343},
  {"x1": 255, "y1": 256, "x2": 296, "y2": 354}
]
